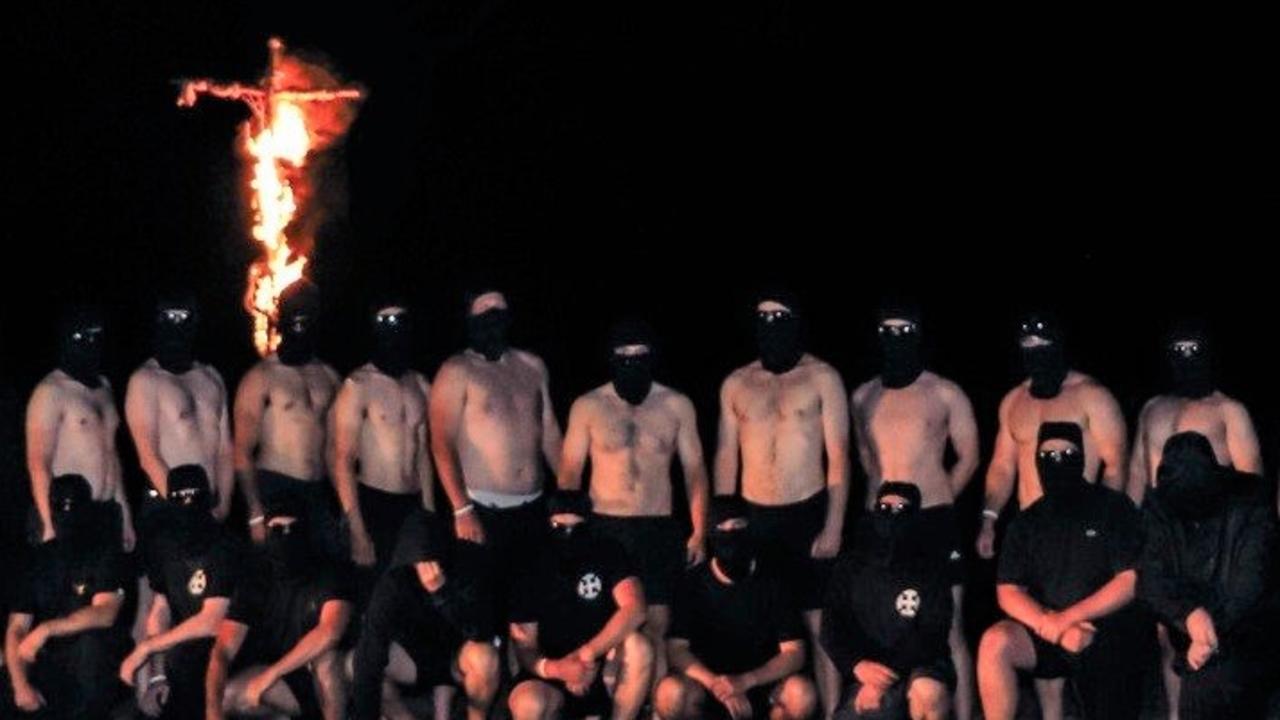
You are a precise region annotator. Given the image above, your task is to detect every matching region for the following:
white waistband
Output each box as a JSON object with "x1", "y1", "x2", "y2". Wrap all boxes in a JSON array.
[{"x1": 467, "y1": 488, "x2": 543, "y2": 509}]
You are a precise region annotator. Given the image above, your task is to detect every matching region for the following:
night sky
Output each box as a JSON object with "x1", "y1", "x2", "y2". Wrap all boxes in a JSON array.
[{"x1": 2, "y1": 5, "x2": 1275, "y2": 549}]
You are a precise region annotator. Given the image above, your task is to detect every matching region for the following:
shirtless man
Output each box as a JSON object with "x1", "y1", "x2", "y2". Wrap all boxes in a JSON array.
[
  {"x1": 559, "y1": 320, "x2": 710, "y2": 691},
  {"x1": 233, "y1": 282, "x2": 342, "y2": 550},
  {"x1": 850, "y1": 302, "x2": 980, "y2": 720},
  {"x1": 976, "y1": 312, "x2": 1128, "y2": 557},
  {"x1": 1127, "y1": 321, "x2": 1263, "y2": 506},
  {"x1": 330, "y1": 301, "x2": 433, "y2": 575},
  {"x1": 429, "y1": 288, "x2": 563, "y2": 615},
  {"x1": 125, "y1": 294, "x2": 234, "y2": 524},
  {"x1": 1127, "y1": 321, "x2": 1264, "y2": 720},
  {"x1": 26, "y1": 306, "x2": 134, "y2": 549},
  {"x1": 715, "y1": 290, "x2": 850, "y2": 718}
]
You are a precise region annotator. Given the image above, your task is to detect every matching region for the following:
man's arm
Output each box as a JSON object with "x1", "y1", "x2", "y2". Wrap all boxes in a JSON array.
[
  {"x1": 943, "y1": 381, "x2": 981, "y2": 496},
  {"x1": 995, "y1": 584, "x2": 1052, "y2": 631},
  {"x1": 25, "y1": 382, "x2": 61, "y2": 541},
  {"x1": 667, "y1": 636, "x2": 719, "y2": 688},
  {"x1": 205, "y1": 619, "x2": 248, "y2": 720},
  {"x1": 104, "y1": 396, "x2": 135, "y2": 550},
  {"x1": 135, "y1": 597, "x2": 231, "y2": 658},
  {"x1": 675, "y1": 396, "x2": 710, "y2": 563},
  {"x1": 1126, "y1": 403, "x2": 1153, "y2": 506},
  {"x1": 813, "y1": 367, "x2": 851, "y2": 558},
  {"x1": 577, "y1": 577, "x2": 647, "y2": 662},
  {"x1": 713, "y1": 377, "x2": 741, "y2": 496},
  {"x1": 256, "y1": 600, "x2": 352, "y2": 692},
  {"x1": 978, "y1": 392, "x2": 1018, "y2": 558},
  {"x1": 820, "y1": 566, "x2": 873, "y2": 675},
  {"x1": 232, "y1": 366, "x2": 268, "y2": 533},
  {"x1": 351, "y1": 576, "x2": 404, "y2": 720},
  {"x1": 1222, "y1": 400, "x2": 1264, "y2": 476},
  {"x1": 428, "y1": 361, "x2": 481, "y2": 541},
  {"x1": 738, "y1": 639, "x2": 806, "y2": 691},
  {"x1": 1059, "y1": 570, "x2": 1137, "y2": 626},
  {"x1": 330, "y1": 378, "x2": 373, "y2": 564},
  {"x1": 1087, "y1": 385, "x2": 1128, "y2": 492},
  {"x1": 849, "y1": 385, "x2": 878, "y2": 508},
  {"x1": 32, "y1": 591, "x2": 123, "y2": 642},
  {"x1": 125, "y1": 370, "x2": 171, "y2": 494},
  {"x1": 536, "y1": 359, "x2": 564, "y2": 475},
  {"x1": 211, "y1": 371, "x2": 235, "y2": 521},
  {"x1": 6, "y1": 613, "x2": 37, "y2": 699},
  {"x1": 414, "y1": 376, "x2": 436, "y2": 511},
  {"x1": 556, "y1": 397, "x2": 592, "y2": 491},
  {"x1": 1206, "y1": 506, "x2": 1275, "y2": 635}
]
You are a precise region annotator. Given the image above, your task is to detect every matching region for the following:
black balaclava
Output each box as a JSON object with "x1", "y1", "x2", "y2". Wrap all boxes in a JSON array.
[
  {"x1": 1035, "y1": 422, "x2": 1088, "y2": 501},
  {"x1": 50, "y1": 473, "x2": 96, "y2": 550},
  {"x1": 755, "y1": 289, "x2": 804, "y2": 375},
  {"x1": 263, "y1": 494, "x2": 313, "y2": 582},
  {"x1": 609, "y1": 319, "x2": 655, "y2": 406},
  {"x1": 465, "y1": 289, "x2": 511, "y2": 362},
  {"x1": 707, "y1": 495, "x2": 755, "y2": 582},
  {"x1": 277, "y1": 282, "x2": 320, "y2": 367},
  {"x1": 1155, "y1": 432, "x2": 1225, "y2": 522},
  {"x1": 153, "y1": 294, "x2": 199, "y2": 375},
  {"x1": 877, "y1": 301, "x2": 924, "y2": 389},
  {"x1": 1019, "y1": 312, "x2": 1068, "y2": 400},
  {"x1": 1165, "y1": 321, "x2": 1215, "y2": 400},
  {"x1": 58, "y1": 306, "x2": 105, "y2": 389},
  {"x1": 547, "y1": 489, "x2": 592, "y2": 567},
  {"x1": 165, "y1": 464, "x2": 217, "y2": 551},
  {"x1": 370, "y1": 303, "x2": 413, "y2": 378},
  {"x1": 870, "y1": 481, "x2": 924, "y2": 567}
]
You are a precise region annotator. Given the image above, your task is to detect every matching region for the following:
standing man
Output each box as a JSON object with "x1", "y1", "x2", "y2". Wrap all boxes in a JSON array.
[
  {"x1": 851, "y1": 302, "x2": 979, "y2": 719},
  {"x1": 716, "y1": 289, "x2": 851, "y2": 717},
  {"x1": 559, "y1": 319, "x2": 709, "y2": 688}
]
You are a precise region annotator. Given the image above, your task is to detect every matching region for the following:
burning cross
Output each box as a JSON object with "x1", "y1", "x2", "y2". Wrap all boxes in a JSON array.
[{"x1": 176, "y1": 37, "x2": 363, "y2": 356}]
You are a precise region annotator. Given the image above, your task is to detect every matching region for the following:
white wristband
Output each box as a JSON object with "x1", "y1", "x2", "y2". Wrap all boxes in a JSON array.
[
  {"x1": 982, "y1": 509, "x2": 1000, "y2": 521},
  {"x1": 147, "y1": 674, "x2": 168, "y2": 687},
  {"x1": 536, "y1": 658, "x2": 549, "y2": 678},
  {"x1": 248, "y1": 515, "x2": 266, "y2": 526},
  {"x1": 454, "y1": 503, "x2": 476, "y2": 518}
]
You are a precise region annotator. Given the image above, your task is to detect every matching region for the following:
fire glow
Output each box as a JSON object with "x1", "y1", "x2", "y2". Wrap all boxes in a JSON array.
[{"x1": 177, "y1": 38, "x2": 362, "y2": 356}]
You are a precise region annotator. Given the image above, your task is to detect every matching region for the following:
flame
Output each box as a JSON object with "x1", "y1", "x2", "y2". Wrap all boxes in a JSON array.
[{"x1": 244, "y1": 99, "x2": 311, "y2": 356}]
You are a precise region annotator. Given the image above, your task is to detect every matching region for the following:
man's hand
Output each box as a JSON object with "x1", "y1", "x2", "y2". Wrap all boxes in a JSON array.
[
  {"x1": 249, "y1": 521, "x2": 267, "y2": 545},
  {"x1": 976, "y1": 518, "x2": 996, "y2": 560},
  {"x1": 419, "y1": 561, "x2": 446, "y2": 593},
  {"x1": 244, "y1": 669, "x2": 277, "y2": 708},
  {"x1": 17, "y1": 623, "x2": 50, "y2": 663},
  {"x1": 1036, "y1": 612, "x2": 1074, "y2": 645},
  {"x1": 14, "y1": 682, "x2": 46, "y2": 712},
  {"x1": 1185, "y1": 608, "x2": 1218, "y2": 650},
  {"x1": 455, "y1": 512, "x2": 486, "y2": 544},
  {"x1": 853, "y1": 660, "x2": 898, "y2": 689},
  {"x1": 138, "y1": 678, "x2": 170, "y2": 718},
  {"x1": 1059, "y1": 622, "x2": 1097, "y2": 654},
  {"x1": 810, "y1": 526, "x2": 842, "y2": 559},
  {"x1": 350, "y1": 528, "x2": 376, "y2": 567},
  {"x1": 551, "y1": 656, "x2": 597, "y2": 696},
  {"x1": 1187, "y1": 641, "x2": 1215, "y2": 671},
  {"x1": 120, "y1": 643, "x2": 151, "y2": 686},
  {"x1": 686, "y1": 533, "x2": 706, "y2": 566},
  {"x1": 854, "y1": 682, "x2": 886, "y2": 713},
  {"x1": 722, "y1": 692, "x2": 755, "y2": 719}
]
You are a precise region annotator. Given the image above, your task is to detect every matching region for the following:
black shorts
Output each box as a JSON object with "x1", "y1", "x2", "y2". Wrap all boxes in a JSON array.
[
  {"x1": 917, "y1": 504, "x2": 965, "y2": 587},
  {"x1": 1028, "y1": 621, "x2": 1150, "y2": 720},
  {"x1": 591, "y1": 514, "x2": 683, "y2": 605},
  {"x1": 835, "y1": 658, "x2": 956, "y2": 720},
  {"x1": 747, "y1": 489, "x2": 832, "y2": 610},
  {"x1": 401, "y1": 634, "x2": 468, "y2": 693},
  {"x1": 356, "y1": 483, "x2": 420, "y2": 573},
  {"x1": 515, "y1": 672, "x2": 611, "y2": 718},
  {"x1": 474, "y1": 497, "x2": 548, "y2": 620},
  {"x1": 257, "y1": 470, "x2": 346, "y2": 562}
]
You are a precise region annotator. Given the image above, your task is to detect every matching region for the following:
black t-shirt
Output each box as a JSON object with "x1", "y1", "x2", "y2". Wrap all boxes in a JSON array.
[
  {"x1": 999, "y1": 486, "x2": 1142, "y2": 623},
  {"x1": 11, "y1": 540, "x2": 127, "y2": 623},
  {"x1": 821, "y1": 553, "x2": 952, "y2": 677},
  {"x1": 228, "y1": 559, "x2": 352, "y2": 662},
  {"x1": 146, "y1": 529, "x2": 242, "y2": 623},
  {"x1": 669, "y1": 564, "x2": 804, "y2": 675},
  {"x1": 510, "y1": 533, "x2": 636, "y2": 659}
]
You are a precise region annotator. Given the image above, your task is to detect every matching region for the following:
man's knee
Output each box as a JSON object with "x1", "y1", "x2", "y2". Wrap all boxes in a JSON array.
[
  {"x1": 655, "y1": 675, "x2": 697, "y2": 720},
  {"x1": 509, "y1": 680, "x2": 559, "y2": 720},
  {"x1": 907, "y1": 677, "x2": 950, "y2": 720},
  {"x1": 776, "y1": 674, "x2": 818, "y2": 720},
  {"x1": 977, "y1": 621, "x2": 1021, "y2": 668},
  {"x1": 458, "y1": 641, "x2": 501, "y2": 692},
  {"x1": 620, "y1": 630, "x2": 655, "y2": 671}
]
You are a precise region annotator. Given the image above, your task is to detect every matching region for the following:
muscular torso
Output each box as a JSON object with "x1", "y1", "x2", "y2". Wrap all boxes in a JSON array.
[
  {"x1": 40, "y1": 372, "x2": 120, "y2": 500},
  {"x1": 449, "y1": 350, "x2": 547, "y2": 496},
  {"x1": 134, "y1": 361, "x2": 227, "y2": 492},
  {"x1": 579, "y1": 384, "x2": 684, "y2": 517},
  {"x1": 854, "y1": 372, "x2": 954, "y2": 508},
  {"x1": 349, "y1": 366, "x2": 429, "y2": 494},
  {"x1": 727, "y1": 356, "x2": 831, "y2": 506},
  {"x1": 1005, "y1": 373, "x2": 1106, "y2": 507},
  {"x1": 254, "y1": 359, "x2": 338, "y2": 481},
  {"x1": 1136, "y1": 393, "x2": 1239, "y2": 485}
]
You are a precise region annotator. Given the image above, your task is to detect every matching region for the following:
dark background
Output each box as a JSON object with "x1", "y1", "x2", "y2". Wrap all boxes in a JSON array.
[{"x1": 1, "y1": 3, "x2": 1275, "y2": 633}]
